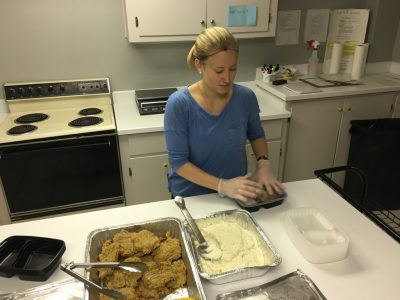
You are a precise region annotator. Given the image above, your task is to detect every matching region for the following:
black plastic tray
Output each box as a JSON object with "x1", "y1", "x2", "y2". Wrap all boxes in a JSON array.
[
  {"x1": 233, "y1": 192, "x2": 286, "y2": 212},
  {"x1": 0, "y1": 235, "x2": 65, "y2": 281}
]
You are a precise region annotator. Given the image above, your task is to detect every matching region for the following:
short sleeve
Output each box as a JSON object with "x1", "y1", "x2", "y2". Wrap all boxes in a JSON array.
[{"x1": 164, "y1": 90, "x2": 190, "y2": 172}]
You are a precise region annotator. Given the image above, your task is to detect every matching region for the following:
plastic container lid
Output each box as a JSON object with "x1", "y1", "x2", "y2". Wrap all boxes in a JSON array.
[
  {"x1": 284, "y1": 207, "x2": 349, "y2": 263},
  {"x1": 0, "y1": 235, "x2": 66, "y2": 281}
]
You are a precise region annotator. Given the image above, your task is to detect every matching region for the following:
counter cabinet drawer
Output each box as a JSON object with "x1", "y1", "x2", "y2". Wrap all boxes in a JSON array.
[
  {"x1": 127, "y1": 132, "x2": 167, "y2": 156},
  {"x1": 262, "y1": 119, "x2": 283, "y2": 140}
]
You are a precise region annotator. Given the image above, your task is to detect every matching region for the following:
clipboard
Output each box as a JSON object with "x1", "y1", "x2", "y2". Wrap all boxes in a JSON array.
[
  {"x1": 299, "y1": 78, "x2": 337, "y2": 88},
  {"x1": 283, "y1": 82, "x2": 322, "y2": 94}
]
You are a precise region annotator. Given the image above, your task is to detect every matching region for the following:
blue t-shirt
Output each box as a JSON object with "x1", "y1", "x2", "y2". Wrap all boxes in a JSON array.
[{"x1": 164, "y1": 83, "x2": 265, "y2": 197}]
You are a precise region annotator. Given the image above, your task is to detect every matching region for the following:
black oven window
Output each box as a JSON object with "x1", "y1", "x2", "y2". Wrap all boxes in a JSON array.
[{"x1": 0, "y1": 134, "x2": 123, "y2": 219}]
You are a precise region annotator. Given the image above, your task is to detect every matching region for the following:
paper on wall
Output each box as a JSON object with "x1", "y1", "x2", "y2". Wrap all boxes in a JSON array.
[
  {"x1": 275, "y1": 10, "x2": 301, "y2": 46},
  {"x1": 228, "y1": 4, "x2": 257, "y2": 27},
  {"x1": 304, "y1": 9, "x2": 330, "y2": 42},
  {"x1": 327, "y1": 9, "x2": 369, "y2": 42},
  {"x1": 322, "y1": 9, "x2": 370, "y2": 78}
]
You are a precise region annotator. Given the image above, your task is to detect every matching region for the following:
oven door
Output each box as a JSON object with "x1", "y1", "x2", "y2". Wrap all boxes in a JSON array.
[{"x1": 0, "y1": 132, "x2": 124, "y2": 221}]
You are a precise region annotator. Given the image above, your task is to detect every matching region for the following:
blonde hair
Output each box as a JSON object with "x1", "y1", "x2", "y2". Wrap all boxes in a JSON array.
[{"x1": 187, "y1": 26, "x2": 239, "y2": 69}]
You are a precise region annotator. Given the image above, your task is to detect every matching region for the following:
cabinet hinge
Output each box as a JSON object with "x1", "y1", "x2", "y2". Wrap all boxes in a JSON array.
[
  {"x1": 279, "y1": 148, "x2": 282, "y2": 157},
  {"x1": 129, "y1": 167, "x2": 132, "y2": 176},
  {"x1": 287, "y1": 117, "x2": 291, "y2": 123},
  {"x1": 269, "y1": 13, "x2": 272, "y2": 23},
  {"x1": 135, "y1": 16, "x2": 139, "y2": 27},
  {"x1": 390, "y1": 103, "x2": 394, "y2": 113}
]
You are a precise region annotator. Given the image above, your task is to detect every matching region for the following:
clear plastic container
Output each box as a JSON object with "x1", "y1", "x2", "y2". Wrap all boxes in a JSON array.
[{"x1": 284, "y1": 207, "x2": 349, "y2": 263}]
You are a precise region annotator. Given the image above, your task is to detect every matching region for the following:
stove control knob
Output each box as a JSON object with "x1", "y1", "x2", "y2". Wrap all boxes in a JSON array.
[
  {"x1": 17, "y1": 87, "x2": 24, "y2": 96},
  {"x1": 36, "y1": 86, "x2": 42, "y2": 94},
  {"x1": 59, "y1": 85, "x2": 66, "y2": 93},
  {"x1": 8, "y1": 88, "x2": 16, "y2": 98},
  {"x1": 27, "y1": 87, "x2": 34, "y2": 96},
  {"x1": 48, "y1": 85, "x2": 54, "y2": 93}
]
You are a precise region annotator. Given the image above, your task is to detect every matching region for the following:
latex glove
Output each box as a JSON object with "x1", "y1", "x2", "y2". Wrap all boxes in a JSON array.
[
  {"x1": 251, "y1": 160, "x2": 284, "y2": 196},
  {"x1": 218, "y1": 174, "x2": 263, "y2": 202}
]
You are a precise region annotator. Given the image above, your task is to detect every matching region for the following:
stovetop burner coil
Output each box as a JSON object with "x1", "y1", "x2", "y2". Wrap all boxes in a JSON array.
[
  {"x1": 79, "y1": 108, "x2": 103, "y2": 116},
  {"x1": 15, "y1": 113, "x2": 49, "y2": 124},
  {"x1": 7, "y1": 124, "x2": 38, "y2": 135},
  {"x1": 69, "y1": 116, "x2": 104, "y2": 127}
]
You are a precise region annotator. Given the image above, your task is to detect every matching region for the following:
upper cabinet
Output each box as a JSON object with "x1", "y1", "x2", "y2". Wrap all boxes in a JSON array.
[{"x1": 124, "y1": 0, "x2": 278, "y2": 43}]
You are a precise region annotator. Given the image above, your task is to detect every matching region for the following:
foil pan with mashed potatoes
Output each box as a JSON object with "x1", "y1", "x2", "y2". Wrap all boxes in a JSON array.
[{"x1": 183, "y1": 209, "x2": 281, "y2": 284}]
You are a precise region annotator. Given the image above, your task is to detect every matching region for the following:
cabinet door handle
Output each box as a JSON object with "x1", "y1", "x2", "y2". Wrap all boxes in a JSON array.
[
  {"x1": 163, "y1": 163, "x2": 168, "y2": 169},
  {"x1": 200, "y1": 20, "x2": 205, "y2": 25},
  {"x1": 129, "y1": 168, "x2": 132, "y2": 176},
  {"x1": 210, "y1": 19, "x2": 215, "y2": 25},
  {"x1": 337, "y1": 107, "x2": 343, "y2": 112},
  {"x1": 347, "y1": 106, "x2": 352, "y2": 111}
]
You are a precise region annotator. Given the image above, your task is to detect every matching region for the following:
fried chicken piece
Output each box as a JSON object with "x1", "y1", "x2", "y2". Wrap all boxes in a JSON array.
[
  {"x1": 129, "y1": 229, "x2": 161, "y2": 257},
  {"x1": 168, "y1": 259, "x2": 187, "y2": 289},
  {"x1": 139, "y1": 260, "x2": 187, "y2": 296},
  {"x1": 152, "y1": 236, "x2": 182, "y2": 263},
  {"x1": 99, "y1": 239, "x2": 120, "y2": 262},
  {"x1": 113, "y1": 229, "x2": 136, "y2": 257},
  {"x1": 123, "y1": 256, "x2": 142, "y2": 263},
  {"x1": 98, "y1": 240, "x2": 121, "y2": 279},
  {"x1": 99, "y1": 286, "x2": 138, "y2": 300},
  {"x1": 105, "y1": 269, "x2": 142, "y2": 289}
]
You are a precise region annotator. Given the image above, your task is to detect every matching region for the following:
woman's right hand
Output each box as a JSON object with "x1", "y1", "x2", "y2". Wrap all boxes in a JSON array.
[{"x1": 218, "y1": 174, "x2": 263, "y2": 202}]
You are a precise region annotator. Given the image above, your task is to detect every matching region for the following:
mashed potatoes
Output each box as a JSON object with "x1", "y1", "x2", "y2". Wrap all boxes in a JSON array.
[{"x1": 196, "y1": 216, "x2": 274, "y2": 275}]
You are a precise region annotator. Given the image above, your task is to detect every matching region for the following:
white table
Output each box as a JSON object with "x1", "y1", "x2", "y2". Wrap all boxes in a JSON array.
[{"x1": 1, "y1": 179, "x2": 399, "y2": 299}]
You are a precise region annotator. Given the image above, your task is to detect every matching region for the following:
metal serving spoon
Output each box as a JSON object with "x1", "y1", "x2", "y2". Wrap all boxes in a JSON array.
[
  {"x1": 174, "y1": 196, "x2": 222, "y2": 261},
  {"x1": 60, "y1": 261, "x2": 147, "y2": 299},
  {"x1": 69, "y1": 261, "x2": 147, "y2": 273}
]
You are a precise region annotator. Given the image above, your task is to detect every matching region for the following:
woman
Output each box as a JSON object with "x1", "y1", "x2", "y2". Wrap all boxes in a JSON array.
[{"x1": 164, "y1": 26, "x2": 283, "y2": 202}]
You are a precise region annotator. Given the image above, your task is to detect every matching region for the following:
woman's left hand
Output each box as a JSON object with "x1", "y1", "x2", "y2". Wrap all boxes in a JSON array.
[{"x1": 251, "y1": 160, "x2": 284, "y2": 196}]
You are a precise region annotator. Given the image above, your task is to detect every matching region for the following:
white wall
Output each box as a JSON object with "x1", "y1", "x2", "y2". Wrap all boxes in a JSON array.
[{"x1": 0, "y1": 0, "x2": 399, "y2": 99}]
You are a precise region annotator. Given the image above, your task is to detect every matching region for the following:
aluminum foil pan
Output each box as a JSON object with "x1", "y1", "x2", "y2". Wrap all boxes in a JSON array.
[
  {"x1": 183, "y1": 209, "x2": 281, "y2": 284},
  {"x1": 83, "y1": 217, "x2": 206, "y2": 300},
  {"x1": 216, "y1": 269, "x2": 327, "y2": 300},
  {"x1": 0, "y1": 279, "x2": 83, "y2": 300}
]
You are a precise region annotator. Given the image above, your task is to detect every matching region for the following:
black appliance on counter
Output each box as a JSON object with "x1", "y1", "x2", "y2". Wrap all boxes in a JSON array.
[
  {"x1": 0, "y1": 78, "x2": 124, "y2": 222},
  {"x1": 135, "y1": 87, "x2": 177, "y2": 115}
]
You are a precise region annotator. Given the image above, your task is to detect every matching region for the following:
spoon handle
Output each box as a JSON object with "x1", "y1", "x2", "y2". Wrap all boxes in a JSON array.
[{"x1": 174, "y1": 196, "x2": 207, "y2": 245}]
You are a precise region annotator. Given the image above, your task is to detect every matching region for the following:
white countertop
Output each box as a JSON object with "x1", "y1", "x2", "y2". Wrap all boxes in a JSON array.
[
  {"x1": 1, "y1": 179, "x2": 399, "y2": 299},
  {"x1": 256, "y1": 73, "x2": 400, "y2": 101},
  {"x1": 112, "y1": 82, "x2": 291, "y2": 135}
]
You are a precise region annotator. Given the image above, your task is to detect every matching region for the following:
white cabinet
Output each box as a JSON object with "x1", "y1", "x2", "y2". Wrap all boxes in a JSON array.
[
  {"x1": 124, "y1": 0, "x2": 278, "y2": 43},
  {"x1": 119, "y1": 132, "x2": 171, "y2": 205},
  {"x1": 119, "y1": 118, "x2": 287, "y2": 205},
  {"x1": 283, "y1": 93, "x2": 396, "y2": 182},
  {"x1": 246, "y1": 119, "x2": 287, "y2": 181}
]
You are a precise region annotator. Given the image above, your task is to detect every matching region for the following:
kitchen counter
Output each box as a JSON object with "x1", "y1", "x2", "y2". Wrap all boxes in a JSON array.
[
  {"x1": 1, "y1": 179, "x2": 399, "y2": 299},
  {"x1": 112, "y1": 81, "x2": 291, "y2": 135},
  {"x1": 256, "y1": 73, "x2": 400, "y2": 101}
]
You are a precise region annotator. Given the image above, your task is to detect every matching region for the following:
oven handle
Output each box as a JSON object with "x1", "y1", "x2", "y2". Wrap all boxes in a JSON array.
[
  {"x1": 0, "y1": 139, "x2": 112, "y2": 158},
  {"x1": 1, "y1": 132, "x2": 116, "y2": 148}
]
